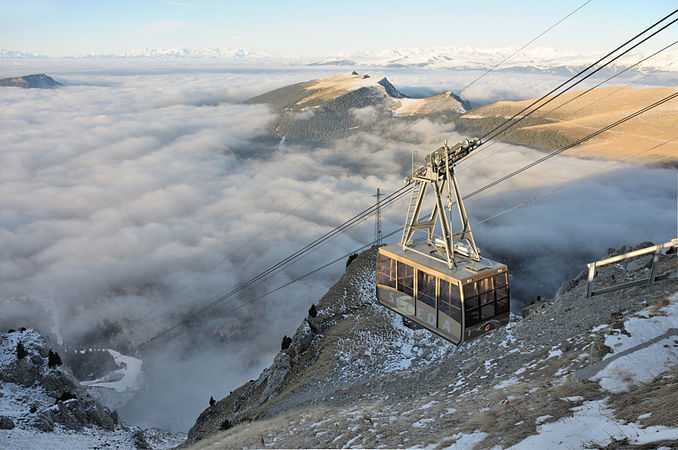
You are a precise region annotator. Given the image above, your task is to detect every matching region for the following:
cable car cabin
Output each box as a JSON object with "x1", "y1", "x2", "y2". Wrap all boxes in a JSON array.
[
  {"x1": 376, "y1": 138, "x2": 510, "y2": 344},
  {"x1": 376, "y1": 244, "x2": 509, "y2": 344}
]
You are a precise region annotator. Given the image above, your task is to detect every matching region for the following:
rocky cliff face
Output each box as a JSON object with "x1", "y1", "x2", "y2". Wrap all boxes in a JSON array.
[
  {"x1": 184, "y1": 243, "x2": 678, "y2": 448},
  {"x1": 0, "y1": 329, "x2": 119, "y2": 432},
  {"x1": 0, "y1": 329, "x2": 185, "y2": 449}
]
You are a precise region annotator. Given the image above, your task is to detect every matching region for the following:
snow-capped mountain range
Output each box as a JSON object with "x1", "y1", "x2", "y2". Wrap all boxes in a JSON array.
[{"x1": 2, "y1": 46, "x2": 677, "y2": 72}]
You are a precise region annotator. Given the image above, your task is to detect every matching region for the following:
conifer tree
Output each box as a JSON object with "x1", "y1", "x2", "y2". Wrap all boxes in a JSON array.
[
  {"x1": 48, "y1": 349, "x2": 63, "y2": 368},
  {"x1": 308, "y1": 304, "x2": 317, "y2": 318},
  {"x1": 16, "y1": 341, "x2": 27, "y2": 360},
  {"x1": 281, "y1": 335, "x2": 292, "y2": 351}
]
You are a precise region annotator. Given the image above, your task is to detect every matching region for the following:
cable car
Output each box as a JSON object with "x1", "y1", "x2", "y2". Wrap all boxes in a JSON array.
[{"x1": 376, "y1": 138, "x2": 510, "y2": 345}]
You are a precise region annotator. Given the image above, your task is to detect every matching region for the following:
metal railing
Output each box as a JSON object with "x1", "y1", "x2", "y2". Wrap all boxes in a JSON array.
[{"x1": 586, "y1": 238, "x2": 677, "y2": 299}]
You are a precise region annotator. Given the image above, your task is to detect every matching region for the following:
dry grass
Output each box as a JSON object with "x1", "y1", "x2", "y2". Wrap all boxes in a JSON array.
[
  {"x1": 463, "y1": 86, "x2": 678, "y2": 162},
  {"x1": 461, "y1": 378, "x2": 604, "y2": 449},
  {"x1": 611, "y1": 368, "x2": 678, "y2": 428}
]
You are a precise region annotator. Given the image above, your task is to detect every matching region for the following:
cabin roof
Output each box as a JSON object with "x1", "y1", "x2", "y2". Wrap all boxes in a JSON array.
[{"x1": 379, "y1": 243, "x2": 506, "y2": 284}]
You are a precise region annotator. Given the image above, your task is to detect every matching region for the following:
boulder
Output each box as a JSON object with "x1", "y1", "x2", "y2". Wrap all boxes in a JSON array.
[
  {"x1": 292, "y1": 320, "x2": 314, "y2": 355},
  {"x1": 42, "y1": 369, "x2": 80, "y2": 399},
  {"x1": 626, "y1": 255, "x2": 653, "y2": 273},
  {"x1": 129, "y1": 429, "x2": 152, "y2": 449},
  {"x1": 0, "y1": 415, "x2": 15, "y2": 430},
  {"x1": 32, "y1": 410, "x2": 55, "y2": 432}
]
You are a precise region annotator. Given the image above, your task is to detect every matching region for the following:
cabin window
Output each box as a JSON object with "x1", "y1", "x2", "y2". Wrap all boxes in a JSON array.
[
  {"x1": 496, "y1": 297, "x2": 509, "y2": 315},
  {"x1": 377, "y1": 254, "x2": 396, "y2": 288},
  {"x1": 439, "y1": 279, "x2": 461, "y2": 322},
  {"x1": 494, "y1": 273, "x2": 507, "y2": 288},
  {"x1": 478, "y1": 277, "x2": 493, "y2": 293},
  {"x1": 481, "y1": 303, "x2": 495, "y2": 320},
  {"x1": 464, "y1": 272, "x2": 510, "y2": 327},
  {"x1": 397, "y1": 261, "x2": 414, "y2": 297},
  {"x1": 466, "y1": 308, "x2": 480, "y2": 326},
  {"x1": 417, "y1": 271, "x2": 436, "y2": 308},
  {"x1": 463, "y1": 282, "x2": 479, "y2": 314}
]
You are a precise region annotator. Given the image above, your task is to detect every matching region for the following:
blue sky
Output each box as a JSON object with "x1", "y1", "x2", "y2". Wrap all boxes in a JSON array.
[{"x1": 1, "y1": 0, "x2": 677, "y2": 56}]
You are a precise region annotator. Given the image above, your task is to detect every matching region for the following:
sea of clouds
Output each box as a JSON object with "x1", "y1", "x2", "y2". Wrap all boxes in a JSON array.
[{"x1": 0, "y1": 59, "x2": 675, "y2": 430}]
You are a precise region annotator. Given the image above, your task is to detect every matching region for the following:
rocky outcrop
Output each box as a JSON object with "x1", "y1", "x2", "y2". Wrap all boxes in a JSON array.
[
  {"x1": 259, "y1": 353, "x2": 291, "y2": 405},
  {"x1": 0, "y1": 329, "x2": 120, "y2": 432},
  {"x1": 291, "y1": 320, "x2": 314, "y2": 356}
]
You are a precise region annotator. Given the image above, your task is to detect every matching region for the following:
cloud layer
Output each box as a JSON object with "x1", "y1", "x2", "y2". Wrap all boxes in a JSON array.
[{"x1": 1, "y1": 61, "x2": 675, "y2": 431}]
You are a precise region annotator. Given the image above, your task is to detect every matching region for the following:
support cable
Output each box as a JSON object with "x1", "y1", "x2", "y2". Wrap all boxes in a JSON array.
[
  {"x1": 135, "y1": 90, "x2": 677, "y2": 350},
  {"x1": 479, "y1": 12, "x2": 678, "y2": 145},
  {"x1": 163, "y1": 1, "x2": 592, "y2": 296}
]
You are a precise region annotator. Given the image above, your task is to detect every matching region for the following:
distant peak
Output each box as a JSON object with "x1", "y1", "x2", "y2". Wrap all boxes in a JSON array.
[
  {"x1": 377, "y1": 77, "x2": 404, "y2": 98},
  {"x1": 0, "y1": 73, "x2": 61, "y2": 89}
]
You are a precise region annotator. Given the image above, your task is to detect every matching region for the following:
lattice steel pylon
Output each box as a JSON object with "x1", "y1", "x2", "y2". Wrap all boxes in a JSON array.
[{"x1": 373, "y1": 188, "x2": 382, "y2": 246}]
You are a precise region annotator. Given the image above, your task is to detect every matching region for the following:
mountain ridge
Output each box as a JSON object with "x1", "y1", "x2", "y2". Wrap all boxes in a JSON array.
[
  {"x1": 3, "y1": 46, "x2": 677, "y2": 73},
  {"x1": 0, "y1": 74, "x2": 61, "y2": 89},
  {"x1": 245, "y1": 71, "x2": 469, "y2": 144}
]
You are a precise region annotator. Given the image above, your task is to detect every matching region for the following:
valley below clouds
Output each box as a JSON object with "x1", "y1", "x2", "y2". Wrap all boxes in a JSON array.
[{"x1": 1, "y1": 61, "x2": 675, "y2": 430}]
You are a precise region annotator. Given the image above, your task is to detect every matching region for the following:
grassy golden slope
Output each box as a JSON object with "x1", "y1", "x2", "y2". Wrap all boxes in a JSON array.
[{"x1": 463, "y1": 86, "x2": 678, "y2": 162}]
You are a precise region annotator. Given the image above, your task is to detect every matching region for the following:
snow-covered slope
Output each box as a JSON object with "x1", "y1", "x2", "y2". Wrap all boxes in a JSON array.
[
  {"x1": 185, "y1": 245, "x2": 678, "y2": 448},
  {"x1": 333, "y1": 45, "x2": 678, "y2": 72}
]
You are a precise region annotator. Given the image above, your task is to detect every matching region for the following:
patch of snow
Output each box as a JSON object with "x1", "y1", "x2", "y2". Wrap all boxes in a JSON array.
[
  {"x1": 592, "y1": 324, "x2": 608, "y2": 332},
  {"x1": 494, "y1": 378, "x2": 519, "y2": 390},
  {"x1": 412, "y1": 418, "x2": 435, "y2": 428},
  {"x1": 589, "y1": 294, "x2": 678, "y2": 392},
  {"x1": 591, "y1": 337, "x2": 678, "y2": 392},
  {"x1": 535, "y1": 415, "x2": 552, "y2": 424},
  {"x1": 553, "y1": 367, "x2": 569, "y2": 377},
  {"x1": 510, "y1": 399, "x2": 678, "y2": 449},
  {"x1": 441, "y1": 431, "x2": 488, "y2": 449},
  {"x1": 419, "y1": 401, "x2": 438, "y2": 410},
  {"x1": 603, "y1": 293, "x2": 678, "y2": 359},
  {"x1": 561, "y1": 396, "x2": 583, "y2": 402},
  {"x1": 638, "y1": 412, "x2": 652, "y2": 420},
  {"x1": 546, "y1": 348, "x2": 563, "y2": 359}
]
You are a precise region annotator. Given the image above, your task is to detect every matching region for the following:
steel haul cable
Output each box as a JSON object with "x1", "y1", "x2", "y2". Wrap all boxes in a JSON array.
[
  {"x1": 459, "y1": 49, "x2": 678, "y2": 171},
  {"x1": 162, "y1": 1, "x2": 593, "y2": 299},
  {"x1": 479, "y1": 11, "x2": 678, "y2": 145},
  {"x1": 135, "y1": 8, "x2": 678, "y2": 351},
  {"x1": 475, "y1": 9, "x2": 677, "y2": 141},
  {"x1": 136, "y1": 90, "x2": 678, "y2": 350},
  {"x1": 225, "y1": 15, "x2": 678, "y2": 303},
  {"x1": 242, "y1": 139, "x2": 678, "y2": 314}
]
